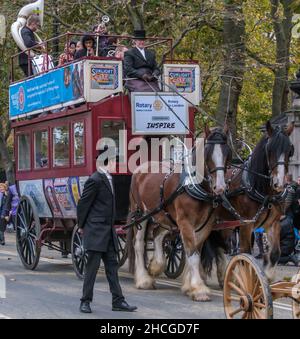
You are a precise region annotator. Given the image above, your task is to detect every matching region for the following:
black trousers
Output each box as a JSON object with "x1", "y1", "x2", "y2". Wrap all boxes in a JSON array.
[
  {"x1": 20, "y1": 64, "x2": 33, "y2": 77},
  {"x1": 81, "y1": 241, "x2": 124, "y2": 305}
]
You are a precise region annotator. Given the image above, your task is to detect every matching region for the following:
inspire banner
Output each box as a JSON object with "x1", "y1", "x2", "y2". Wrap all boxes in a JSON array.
[{"x1": 9, "y1": 61, "x2": 84, "y2": 120}]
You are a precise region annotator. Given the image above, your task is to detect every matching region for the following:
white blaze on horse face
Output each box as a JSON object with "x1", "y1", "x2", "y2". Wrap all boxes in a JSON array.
[
  {"x1": 273, "y1": 153, "x2": 285, "y2": 190},
  {"x1": 212, "y1": 144, "x2": 226, "y2": 194}
]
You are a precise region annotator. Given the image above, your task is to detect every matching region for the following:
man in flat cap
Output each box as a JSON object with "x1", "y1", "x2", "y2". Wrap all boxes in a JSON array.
[
  {"x1": 124, "y1": 29, "x2": 160, "y2": 92},
  {"x1": 77, "y1": 149, "x2": 137, "y2": 314}
]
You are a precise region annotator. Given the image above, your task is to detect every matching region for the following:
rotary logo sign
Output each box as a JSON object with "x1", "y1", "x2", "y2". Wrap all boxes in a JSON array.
[
  {"x1": 153, "y1": 99, "x2": 163, "y2": 111},
  {"x1": 18, "y1": 86, "x2": 25, "y2": 111}
]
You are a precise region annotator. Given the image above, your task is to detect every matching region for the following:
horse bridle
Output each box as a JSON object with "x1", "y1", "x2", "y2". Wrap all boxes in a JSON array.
[
  {"x1": 265, "y1": 133, "x2": 294, "y2": 174},
  {"x1": 205, "y1": 133, "x2": 231, "y2": 175}
]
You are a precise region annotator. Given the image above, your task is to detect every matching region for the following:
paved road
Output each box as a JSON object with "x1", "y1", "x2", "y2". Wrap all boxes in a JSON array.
[{"x1": 0, "y1": 233, "x2": 297, "y2": 319}]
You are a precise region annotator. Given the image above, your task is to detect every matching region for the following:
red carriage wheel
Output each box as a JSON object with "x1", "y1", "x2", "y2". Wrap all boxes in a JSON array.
[
  {"x1": 15, "y1": 196, "x2": 41, "y2": 270},
  {"x1": 223, "y1": 254, "x2": 273, "y2": 319}
]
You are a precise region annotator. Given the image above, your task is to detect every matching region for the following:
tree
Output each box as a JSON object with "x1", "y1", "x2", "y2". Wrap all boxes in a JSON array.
[{"x1": 216, "y1": 0, "x2": 246, "y2": 137}]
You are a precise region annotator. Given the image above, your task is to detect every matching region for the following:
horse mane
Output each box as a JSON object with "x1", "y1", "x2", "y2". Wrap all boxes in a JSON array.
[{"x1": 248, "y1": 136, "x2": 270, "y2": 194}]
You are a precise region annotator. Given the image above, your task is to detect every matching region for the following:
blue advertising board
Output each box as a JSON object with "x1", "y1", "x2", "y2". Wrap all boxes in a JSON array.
[{"x1": 9, "y1": 61, "x2": 84, "y2": 120}]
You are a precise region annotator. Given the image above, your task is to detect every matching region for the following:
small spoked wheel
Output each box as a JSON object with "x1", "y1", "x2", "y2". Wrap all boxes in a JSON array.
[
  {"x1": 115, "y1": 227, "x2": 128, "y2": 267},
  {"x1": 224, "y1": 253, "x2": 273, "y2": 319},
  {"x1": 292, "y1": 268, "x2": 300, "y2": 319},
  {"x1": 15, "y1": 196, "x2": 41, "y2": 270},
  {"x1": 71, "y1": 225, "x2": 88, "y2": 280},
  {"x1": 163, "y1": 233, "x2": 185, "y2": 279}
]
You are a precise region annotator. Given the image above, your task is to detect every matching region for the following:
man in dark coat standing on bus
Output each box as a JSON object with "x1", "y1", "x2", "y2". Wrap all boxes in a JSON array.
[{"x1": 77, "y1": 149, "x2": 137, "y2": 313}]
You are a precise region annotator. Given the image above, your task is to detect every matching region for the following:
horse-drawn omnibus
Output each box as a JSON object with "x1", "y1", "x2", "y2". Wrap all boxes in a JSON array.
[{"x1": 9, "y1": 0, "x2": 201, "y2": 280}]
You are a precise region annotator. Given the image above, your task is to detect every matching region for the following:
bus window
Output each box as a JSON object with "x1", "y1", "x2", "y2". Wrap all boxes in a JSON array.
[
  {"x1": 73, "y1": 122, "x2": 85, "y2": 166},
  {"x1": 34, "y1": 130, "x2": 49, "y2": 169},
  {"x1": 18, "y1": 134, "x2": 30, "y2": 171},
  {"x1": 53, "y1": 126, "x2": 70, "y2": 167},
  {"x1": 101, "y1": 120, "x2": 125, "y2": 162}
]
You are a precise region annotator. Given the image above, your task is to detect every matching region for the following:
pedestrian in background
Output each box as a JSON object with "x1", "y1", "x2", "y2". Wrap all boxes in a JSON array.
[{"x1": 0, "y1": 183, "x2": 13, "y2": 245}]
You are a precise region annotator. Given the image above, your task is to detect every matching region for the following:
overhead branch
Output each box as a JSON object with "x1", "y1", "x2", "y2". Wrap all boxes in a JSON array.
[
  {"x1": 245, "y1": 47, "x2": 276, "y2": 73},
  {"x1": 88, "y1": 1, "x2": 114, "y2": 24},
  {"x1": 44, "y1": 11, "x2": 72, "y2": 29}
]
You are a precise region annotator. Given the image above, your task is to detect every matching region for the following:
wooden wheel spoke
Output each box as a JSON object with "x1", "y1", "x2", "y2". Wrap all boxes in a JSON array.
[
  {"x1": 237, "y1": 262, "x2": 250, "y2": 291},
  {"x1": 254, "y1": 302, "x2": 266, "y2": 309},
  {"x1": 253, "y1": 291, "x2": 263, "y2": 303},
  {"x1": 228, "y1": 281, "x2": 245, "y2": 296},
  {"x1": 229, "y1": 307, "x2": 244, "y2": 317},
  {"x1": 232, "y1": 269, "x2": 247, "y2": 293}
]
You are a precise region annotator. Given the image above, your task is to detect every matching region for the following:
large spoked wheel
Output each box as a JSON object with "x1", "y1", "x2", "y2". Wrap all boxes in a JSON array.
[
  {"x1": 292, "y1": 269, "x2": 300, "y2": 319},
  {"x1": 15, "y1": 196, "x2": 41, "y2": 270},
  {"x1": 224, "y1": 253, "x2": 273, "y2": 319},
  {"x1": 163, "y1": 233, "x2": 185, "y2": 279},
  {"x1": 115, "y1": 228, "x2": 128, "y2": 267},
  {"x1": 71, "y1": 225, "x2": 88, "y2": 280}
]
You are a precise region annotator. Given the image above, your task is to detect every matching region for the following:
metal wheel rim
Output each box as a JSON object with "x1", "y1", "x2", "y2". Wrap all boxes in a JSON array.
[
  {"x1": 223, "y1": 253, "x2": 273, "y2": 319},
  {"x1": 71, "y1": 225, "x2": 88, "y2": 280},
  {"x1": 15, "y1": 196, "x2": 41, "y2": 270},
  {"x1": 292, "y1": 269, "x2": 300, "y2": 319}
]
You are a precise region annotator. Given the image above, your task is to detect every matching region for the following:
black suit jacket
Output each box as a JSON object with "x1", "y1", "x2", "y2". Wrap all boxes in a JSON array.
[
  {"x1": 77, "y1": 171, "x2": 118, "y2": 252},
  {"x1": 19, "y1": 26, "x2": 38, "y2": 66},
  {"x1": 124, "y1": 47, "x2": 160, "y2": 79}
]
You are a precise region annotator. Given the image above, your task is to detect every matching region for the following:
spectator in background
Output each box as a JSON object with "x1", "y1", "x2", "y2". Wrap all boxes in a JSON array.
[
  {"x1": 58, "y1": 41, "x2": 76, "y2": 66},
  {"x1": 278, "y1": 174, "x2": 299, "y2": 266},
  {"x1": 0, "y1": 183, "x2": 12, "y2": 245},
  {"x1": 7, "y1": 184, "x2": 20, "y2": 232},
  {"x1": 75, "y1": 35, "x2": 96, "y2": 59},
  {"x1": 76, "y1": 40, "x2": 83, "y2": 54}
]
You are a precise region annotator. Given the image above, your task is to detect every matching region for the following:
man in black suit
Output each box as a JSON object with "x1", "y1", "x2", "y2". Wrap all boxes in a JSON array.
[
  {"x1": 19, "y1": 15, "x2": 44, "y2": 77},
  {"x1": 124, "y1": 30, "x2": 160, "y2": 92},
  {"x1": 77, "y1": 150, "x2": 137, "y2": 313}
]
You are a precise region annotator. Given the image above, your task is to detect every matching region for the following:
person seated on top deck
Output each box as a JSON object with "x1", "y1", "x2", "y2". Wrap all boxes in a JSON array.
[
  {"x1": 58, "y1": 40, "x2": 76, "y2": 66},
  {"x1": 19, "y1": 14, "x2": 45, "y2": 77},
  {"x1": 74, "y1": 35, "x2": 96, "y2": 59},
  {"x1": 124, "y1": 30, "x2": 160, "y2": 92}
]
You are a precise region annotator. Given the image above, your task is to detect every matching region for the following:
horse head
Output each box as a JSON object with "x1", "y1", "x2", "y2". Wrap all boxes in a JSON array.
[
  {"x1": 265, "y1": 121, "x2": 294, "y2": 192},
  {"x1": 204, "y1": 124, "x2": 232, "y2": 195}
]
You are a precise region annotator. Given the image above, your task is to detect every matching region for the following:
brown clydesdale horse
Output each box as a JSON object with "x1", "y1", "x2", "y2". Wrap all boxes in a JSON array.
[
  {"x1": 202, "y1": 121, "x2": 295, "y2": 283},
  {"x1": 127, "y1": 125, "x2": 232, "y2": 301}
]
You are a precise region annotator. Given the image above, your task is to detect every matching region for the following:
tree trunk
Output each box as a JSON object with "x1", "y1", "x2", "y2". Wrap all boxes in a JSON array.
[
  {"x1": 271, "y1": 0, "x2": 293, "y2": 118},
  {"x1": 216, "y1": 1, "x2": 246, "y2": 138},
  {"x1": 0, "y1": 134, "x2": 14, "y2": 184},
  {"x1": 126, "y1": 0, "x2": 144, "y2": 30}
]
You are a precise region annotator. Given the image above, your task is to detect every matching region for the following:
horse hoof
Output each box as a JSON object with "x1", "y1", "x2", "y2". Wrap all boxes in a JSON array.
[
  {"x1": 135, "y1": 279, "x2": 155, "y2": 290},
  {"x1": 192, "y1": 293, "x2": 211, "y2": 302}
]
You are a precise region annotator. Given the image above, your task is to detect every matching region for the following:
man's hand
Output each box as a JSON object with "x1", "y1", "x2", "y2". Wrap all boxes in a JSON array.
[
  {"x1": 4, "y1": 216, "x2": 9, "y2": 222},
  {"x1": 142, "y1": 74, "x2": 154, "y2": 82},
  {"x1": 78, "y1": 228, "x2": 84, "y2": 235}
]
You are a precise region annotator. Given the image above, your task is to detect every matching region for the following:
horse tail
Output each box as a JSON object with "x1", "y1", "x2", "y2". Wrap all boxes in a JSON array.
[{"x1": 201, "y1": 230, "x2": 227, "y2": 277}]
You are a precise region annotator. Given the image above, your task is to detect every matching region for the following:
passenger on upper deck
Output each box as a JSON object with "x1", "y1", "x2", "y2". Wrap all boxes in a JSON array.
[
  {"x1": 92, "y1": 23, "x2": 109, "y2": 57},
  {"x1": 74, "y1": 35, "x2": 96, "y2": 59},
  {"x1": 19, "y1": 14, "x2": 45, "y2": 77},
  {"x1": 124, "y1": 30, "x2": 160, "y2": 92},
  {"x1": 58, "y1": 41, "x2": 76, "y2": 66}
]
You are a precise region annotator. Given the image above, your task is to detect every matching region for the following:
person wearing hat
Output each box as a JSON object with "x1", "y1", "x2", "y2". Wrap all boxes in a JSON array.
[
  {"x1": 77, "y1": 148, "x2": 137, "y2": 313},
  {"x1": 124, "y1": 29, "x2": 160, "y2": 92}
]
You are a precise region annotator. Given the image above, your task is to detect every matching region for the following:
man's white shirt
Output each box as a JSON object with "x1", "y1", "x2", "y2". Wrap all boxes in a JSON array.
[{"x1": 136, "y1": 47, "x2": 146, "y2": 60}]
